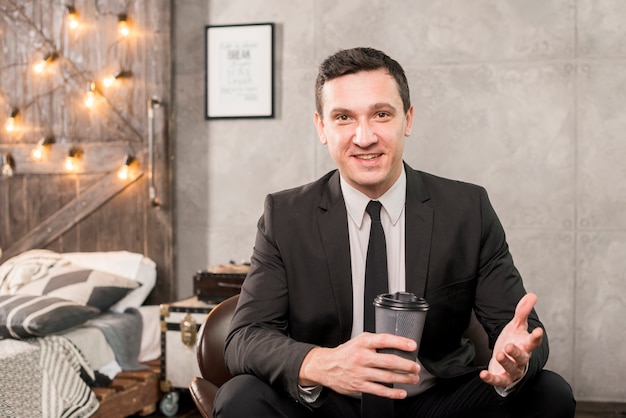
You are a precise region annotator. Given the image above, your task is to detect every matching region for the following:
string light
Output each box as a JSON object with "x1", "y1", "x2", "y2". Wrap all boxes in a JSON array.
[
  {"x1": 33, "y1": 51, "x2": 58, "y2": 74},
  {"x1": 117, "y1": 155, "x2": 137, "y2": 180},
  {"x1": 117, "y1": 14, "x2": 130, "y2": 37},
  {"x1": 4, "y1": 109, "x2": 18, "y2": 133},
  {"x1": 31, "y1": 136, "x2": 55, "y2": 161},
  {"x1": 1, "y1": 152, "x2": 15, "y2": 177},
  {"x1": 3, "y1": 6, "x2": 147, "y2": 178},
  {"x1": 102, "y1": 70, "x2": 131, "y2": 88},
  {"x1": 84, "y1": 82, "x2": 97, "y2": 108},
  {"x1": 64, "y1": 146, "x2": 83, "y2": 172},
  {"x1": 66, "y1": 6, "x2": 79, "y2": 30}
]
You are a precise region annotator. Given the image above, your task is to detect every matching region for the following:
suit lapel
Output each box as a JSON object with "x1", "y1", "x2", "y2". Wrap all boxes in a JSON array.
[
  {"x1": 318, "y1": 171, "x2": 353, "y2": 341},
  {"x1": 315, "y1": 166, "x2": 433, "y2": 339},
  {"x1": 405, "y1": 165, "x2": 433, "y2": 298}
]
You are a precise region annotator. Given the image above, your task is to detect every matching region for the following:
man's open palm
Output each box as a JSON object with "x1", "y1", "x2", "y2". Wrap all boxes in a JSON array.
[{"x1": 480, "y1": 293, "x2": 544, "y2": 388}]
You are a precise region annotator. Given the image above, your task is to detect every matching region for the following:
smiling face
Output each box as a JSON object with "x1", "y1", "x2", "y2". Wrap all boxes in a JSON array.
[{"x1": 315, "y1": 69, "x2": 414, "y2": 199}]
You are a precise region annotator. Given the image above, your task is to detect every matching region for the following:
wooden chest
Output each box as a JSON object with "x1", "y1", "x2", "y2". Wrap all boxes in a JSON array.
[
  {"x1": 159, "y1": 297, "x2": 216, "y2": 404},
  {"x1": 193, "y1": 264, "x2": 248, "y2": 303}
]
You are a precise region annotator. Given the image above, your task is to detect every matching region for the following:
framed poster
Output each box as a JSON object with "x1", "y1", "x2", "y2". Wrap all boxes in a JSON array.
[{"x1": 205, "y1": 23, "x2": 275, "y2": 119}]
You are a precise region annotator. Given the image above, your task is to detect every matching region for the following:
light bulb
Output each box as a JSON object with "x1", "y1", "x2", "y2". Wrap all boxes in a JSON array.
[
  {"x1": 67, "y1": 6, "x2": 79, "y2": 29},
  {"x1": 64, "y1": 155, "x2": 75, "y2": 171},
  {"x1": 102, "y1": 70, "x2": 130, "y2": 88},
  {"x1": 118, "y1": 14, "x2": 130, "y2": 37},
  {"x1": 5, "y1": 117, "x2": 15, "y2": 132},
  {"x1": 33, "y1": 61, "x2": 46, "y2": 73},
  {"x1": 102, "y1": 75, "x2": 115, "y2": 88},
  {"x1": 1, "y1": 164, "x2": 13, "y2": 177},
  {"x1": 84, "y1": 91, "x2": 95, "y2": 107},
  {"x1": 33, "y1": 52, "x2": 57, "y2": 74},
  {"x1": 31, "y1": 145, "x2": 44, "y2": 160},
  {"x1": 117, "y1": 155, "x2": 137, "y2": 180},
  {"x1": 118, "y1": 164, "x2": 129, "y2": 180},
  {"x1": 31, "y1": 137, "x2": 53, "y2": 161},
  {"x1": 4, "y1": 109, "x2": 18, "y2": 133},
  {"x1": 64, "y1": 147, "x2": 82, "y2": 172},
  {"x1": 1, "y1": 153, "x2": 15, "y2": 177},
  {"x1": 84, "y1": 82, "x2": 96, "y2": 108}
]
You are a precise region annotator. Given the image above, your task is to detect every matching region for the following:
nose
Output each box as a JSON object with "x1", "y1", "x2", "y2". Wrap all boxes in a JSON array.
[{"x1": 353, "y1": 119, "x2": 377, "y2": 147}]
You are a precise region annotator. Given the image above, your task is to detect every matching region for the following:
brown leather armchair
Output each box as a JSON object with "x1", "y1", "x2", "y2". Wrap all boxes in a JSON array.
[
  {"x1": 189, "y1": 294, "x2": 492, "y2": 417},
  {"x1": 189, "y1": 294, "x2": 239, "y2": 417}
]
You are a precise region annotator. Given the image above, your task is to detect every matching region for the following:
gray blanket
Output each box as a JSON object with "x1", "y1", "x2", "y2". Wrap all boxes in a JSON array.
[{"x1": 82, "y1": 307, "x2": 146, "y2": 371}]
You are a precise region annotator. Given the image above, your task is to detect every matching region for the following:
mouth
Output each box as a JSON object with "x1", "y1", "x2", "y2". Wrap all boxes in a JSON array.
[{"x1": 355, "y1": 153, "x2": 382, "y2": 161}]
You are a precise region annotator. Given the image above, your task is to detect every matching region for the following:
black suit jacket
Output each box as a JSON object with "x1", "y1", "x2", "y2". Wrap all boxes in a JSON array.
[{"x1": 225, "y1": 163, "x2": 548, "y2": 402}]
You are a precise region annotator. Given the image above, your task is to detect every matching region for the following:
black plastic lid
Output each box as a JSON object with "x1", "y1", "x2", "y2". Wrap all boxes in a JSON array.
[{"x1": 373, "y1": 291, "x2": 429, "y2": 311}]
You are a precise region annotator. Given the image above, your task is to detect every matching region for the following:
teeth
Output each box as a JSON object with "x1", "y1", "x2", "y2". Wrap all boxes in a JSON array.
[{"x1": 358, "y1": 154, "x2": 380, "y2": 160}]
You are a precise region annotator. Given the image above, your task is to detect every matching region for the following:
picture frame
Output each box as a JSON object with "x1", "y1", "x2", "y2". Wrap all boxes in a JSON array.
[{"x1": 205, "y1": 23, "x2": 275, "y2": 119}]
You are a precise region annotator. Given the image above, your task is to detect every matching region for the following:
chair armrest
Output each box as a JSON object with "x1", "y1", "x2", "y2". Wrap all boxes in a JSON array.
[{"x1": 189, "y1": 377, "x2": 219, "y2": 418}]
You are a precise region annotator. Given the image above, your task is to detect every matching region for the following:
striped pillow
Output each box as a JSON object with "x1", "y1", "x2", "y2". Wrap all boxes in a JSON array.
[
  {"x1": 16, "y1": 265, "x2": 140, "y2": 311},
  {"x1": 0, "y1": 295, "x2": 100, "y2": 339}
]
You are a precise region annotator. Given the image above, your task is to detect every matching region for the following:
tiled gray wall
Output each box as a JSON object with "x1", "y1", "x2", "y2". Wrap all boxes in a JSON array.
[{"x1": 172, "y1": 0, "x2": 626, "y2": 402}]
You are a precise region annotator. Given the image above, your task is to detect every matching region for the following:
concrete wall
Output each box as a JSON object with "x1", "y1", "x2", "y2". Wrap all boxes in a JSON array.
[{"x1": 172, "y1": 0, "x2": 626, "y2": 402}]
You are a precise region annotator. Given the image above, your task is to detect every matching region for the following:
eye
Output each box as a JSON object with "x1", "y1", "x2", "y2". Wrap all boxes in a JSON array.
[
  {"x1": 375, "y1": 111, "x2": 390, "y2": 119},
  {"x1": 334, "y1": 114, "x2": 352, "y2": 124}
]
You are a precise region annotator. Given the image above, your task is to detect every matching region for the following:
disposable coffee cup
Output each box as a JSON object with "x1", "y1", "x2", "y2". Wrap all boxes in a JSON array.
[{"x1": 373, "y1": 292, "x2": 429, "y2": 361}]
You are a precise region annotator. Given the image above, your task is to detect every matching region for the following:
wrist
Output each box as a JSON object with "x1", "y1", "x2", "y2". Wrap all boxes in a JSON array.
[{"x1": 298, "y1": 346, "x2": 323, "y2": 387}]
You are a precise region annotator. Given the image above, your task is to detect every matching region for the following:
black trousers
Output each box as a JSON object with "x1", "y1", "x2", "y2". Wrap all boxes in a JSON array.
[{"x1": 214, "y1": 370, "x2": 575, "y2": 418}]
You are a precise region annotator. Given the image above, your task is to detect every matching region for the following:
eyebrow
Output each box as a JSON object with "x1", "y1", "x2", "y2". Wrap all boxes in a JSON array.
[
  {"x1": 328, "y1": 103, "x2": 398, "y2": 115},
  {"x1": 371, "y1": 103, "x2": 397, "y2": 112}
]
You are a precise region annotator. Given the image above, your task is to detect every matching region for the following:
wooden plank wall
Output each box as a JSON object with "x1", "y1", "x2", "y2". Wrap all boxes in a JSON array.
[{"x1": 0, "y1": 0, "x2": 173, "y2": 304}]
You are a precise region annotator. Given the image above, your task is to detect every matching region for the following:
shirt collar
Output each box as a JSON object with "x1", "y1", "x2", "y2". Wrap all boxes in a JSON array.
[{"x1": 340, "y1": 167, "x2": 406, "y2": 228}]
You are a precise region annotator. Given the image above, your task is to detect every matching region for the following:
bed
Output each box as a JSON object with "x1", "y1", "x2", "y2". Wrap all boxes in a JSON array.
[{"x1": 0, "y1": 249, "x2": 163, "y2": 417}]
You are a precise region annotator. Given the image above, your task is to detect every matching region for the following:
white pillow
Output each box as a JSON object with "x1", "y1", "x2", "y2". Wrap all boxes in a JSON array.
[
  {"x1": 61, "y1": 251, "x2": 156, "y2": 312},
  {"x1": 109, "y1": 257, "x2": 156, "y2": 313}
]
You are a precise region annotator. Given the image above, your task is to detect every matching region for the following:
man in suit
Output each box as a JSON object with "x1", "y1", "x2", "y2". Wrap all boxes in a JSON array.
[{"x1": 214, "y1": 47, "x2": 575, "y2": 417}]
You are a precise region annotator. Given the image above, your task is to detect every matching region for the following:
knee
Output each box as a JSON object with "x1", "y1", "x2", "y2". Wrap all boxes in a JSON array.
[
  {"x1": 538, "y1": 370, "x2": 576, "y2": 412},
  {"x1": 214, "y1": 374, "x2": 310, "y2": 418},
  {"x1": 518, "y1": 370, "x2": 576, "y2": 417},
  {"x1": 214, "y1": 375, "x2": 270, "y2": 417}
]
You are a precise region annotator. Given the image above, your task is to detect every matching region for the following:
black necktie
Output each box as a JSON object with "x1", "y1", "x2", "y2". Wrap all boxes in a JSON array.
[
  {"x1": 363, "y1": 200, "x2": 388, "y2": 332},
  {"x1": 362, "y1": 200, "x2": 393, "y2": 417}
]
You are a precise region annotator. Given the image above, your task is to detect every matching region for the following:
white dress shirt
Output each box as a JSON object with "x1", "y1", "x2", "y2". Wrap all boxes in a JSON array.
[{"x1": 340, "y1": 168, "x2": 436, "y2": 396}]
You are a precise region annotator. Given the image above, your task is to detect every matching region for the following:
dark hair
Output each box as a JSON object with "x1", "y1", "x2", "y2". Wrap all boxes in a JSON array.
[{"x1": 315, "y1": 47, "x2": 411, "y2": 117}]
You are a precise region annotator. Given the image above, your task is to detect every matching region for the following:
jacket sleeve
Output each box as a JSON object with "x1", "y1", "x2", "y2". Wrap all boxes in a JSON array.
[
  {"x1": 223, "y1": 194, "x2": 317, "y2": 403},
  {"x1": 473, "y1": 187, "x2": 549, "y2": 384}
]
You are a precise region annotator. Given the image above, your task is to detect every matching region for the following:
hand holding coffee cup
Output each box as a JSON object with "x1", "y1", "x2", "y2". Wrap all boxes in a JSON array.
[
  {"x1": 374, "y1": 292, "x2": 429, "y2": 361},
  {"x1": 373, "y1": 292, "x2": 429, "y2": 395}
]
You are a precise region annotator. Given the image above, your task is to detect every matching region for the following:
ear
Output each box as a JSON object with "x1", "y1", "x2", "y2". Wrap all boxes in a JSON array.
[
  {"x1": 314, "y1": 112, "x2": 327, "y2": 144},
  {"x1": 404, "y1": 105, "x2": 414, "y2": 137}
]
